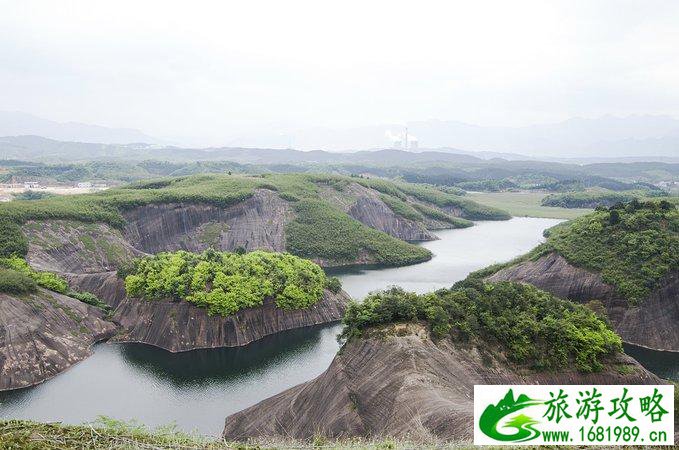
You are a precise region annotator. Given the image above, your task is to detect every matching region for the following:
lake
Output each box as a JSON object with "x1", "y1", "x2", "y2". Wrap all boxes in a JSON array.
[{"x1": 2, "y1": 217, "x2": 672, "y2": 436}]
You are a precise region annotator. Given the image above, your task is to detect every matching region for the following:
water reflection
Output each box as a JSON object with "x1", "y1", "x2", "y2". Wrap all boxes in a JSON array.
[
  {"x1": 0, "y1": 324, "x2": 342, "y2": 435},
  {"x1": 624, "y1": 344, "x2": 679, "y2": 381},
  {"x1": 119, "y1": 324, "x2": 336, "y2": 387}
]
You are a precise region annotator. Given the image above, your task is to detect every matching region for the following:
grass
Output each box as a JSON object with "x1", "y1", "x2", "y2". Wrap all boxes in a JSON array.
[
  {"x1": 467, "y1": 191, "x2": 592, "y2": 219},
  {"x1": 2, "y1": 419, "x2": 636, "y2": 449},
  {"x1": 379, "y1": 194, "x2": 424, "y2": 221}
]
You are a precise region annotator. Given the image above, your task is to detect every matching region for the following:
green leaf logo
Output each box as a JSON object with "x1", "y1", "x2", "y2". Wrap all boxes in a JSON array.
[{"x1": 479, "y1": 389, "x2": 543, "y2": 442}]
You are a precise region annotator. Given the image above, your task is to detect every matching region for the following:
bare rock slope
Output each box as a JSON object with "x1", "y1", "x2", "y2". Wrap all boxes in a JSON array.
[
  {"x1": 23, "y1": 184, "x2": 462, "y2": 273},
  {"x1": 123, "y1": 190, "x2": 293, "y2": 254},
  {"x1": 65, "y1": 271, "x2": 351, "y2": 352},
  {"x1": 0, "y1": 289, "x2": 116, "y2": 391},
  {"x1": 112, "y1": 290, "x2": 350, "y2": 352},
  {"x1": 488, "y1": 253, "x2": 679, "y2": 352},
  {"x1": 223, "y1": 324, "x2": 659, "y2": 442}
]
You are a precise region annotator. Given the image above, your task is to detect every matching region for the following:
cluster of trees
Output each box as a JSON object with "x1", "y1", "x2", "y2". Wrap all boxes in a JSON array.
[
  {"x1": 547, "y1": 200, "x2": 678, "y2": 303},
  {"x1": 0, "y1": 255, "x2": 109, "y2": 310},
  {"x1": 0, "y1": 255, "x2": 68, "y2": 293},
  {"x1": 123, "y1": 250, "x2": 336, "y2": 316},
  {"x1": 341, "y1": 280, "x2": 622, "y2": 373},
  {"x1": 285, "y1": 200, "x2": 432, "y2": 266},
  {"x1": 541, "y1": 189, "x2": 666, "y2": 209},
  {"x1": 0, "y1": 268, "x2": 37, "y2": 294},
  {"x1": 379, "y1": 193, "x2": 474, "y2": 228}
]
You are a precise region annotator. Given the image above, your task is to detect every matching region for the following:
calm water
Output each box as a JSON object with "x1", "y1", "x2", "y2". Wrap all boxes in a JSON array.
[
  {"x1": 624, "y1": 344, "x2": 679, "y2": 381},
  {"x1": 0, "y1": 325, "x2": 342, "y2": 435},
  {"x1": 334, "y1": 217, "x2": 562, "y2": 299},
  {"x1": 3, "y1": 217, "x2": 672, "y2": 436}
]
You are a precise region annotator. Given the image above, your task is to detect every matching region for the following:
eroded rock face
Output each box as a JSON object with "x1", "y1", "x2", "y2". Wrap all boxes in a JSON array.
[
  {"x1": 111, "y1": 290, "x2": 350, "y2": 352},
  {"x1": 348, "y1": 196, "x2": 436, "y2": 242},
  {"x1": 222, "y1": 325, "x2": 659, "y2": 442},
  {"x1": 320, "y1": 182, "x2": 437, "y2": 242},
  {"x1": 65, "y1": 271, "x2": 127, "y2": 309},
  {"x1": 0, "y1": 289, "x2": 116, "y2": 391},
  {"x1": 24, "y1": 220, "x2": 141, "y2": 273},
  {"x1": 122, "y1": 189, "x2": 293, "y2": 254},
  {"x1": 487, "y1": 252, "x2": 679, "y2": 352}
]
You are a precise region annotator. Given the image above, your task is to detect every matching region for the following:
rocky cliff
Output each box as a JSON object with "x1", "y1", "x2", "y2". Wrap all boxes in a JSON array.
[
  {"x1": 319, "y1": 183, "x2": 437, "y2": 241},
  {"x1": 23, "y1": 220, "x2": 142, "y2": 273},
  {"x1": 0, "y1": 289, "x2": 116, "y2": 391},
  {"x1": 24, "y1": 186, "x2": 445, "y2": 272},
  {"x1": 64, "y1": 271, "x2": 127, "y2": 309},
  {"x1": 122, "y1": 189, "x2": 293, "y2": 254},
  {"x1": 64, "y1": 269, "x2": 351, "y2": 351},
  {"x1": 111, "y1": 289, "x2": 350, "y2": 352},
  {"x1": 222, "y1": 324, "x2": 659, "y2": 442},
  {"x1": 487, "y1": 252, "x2": 679, "y2": 352},
  {"x1": 348, "y1": 196, "x2": 436, "y2": 241}
]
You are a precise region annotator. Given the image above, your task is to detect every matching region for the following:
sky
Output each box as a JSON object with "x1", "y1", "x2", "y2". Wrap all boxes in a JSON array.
[{"x1": 2, "y1": 0, "x2": 679, "y2": 146}]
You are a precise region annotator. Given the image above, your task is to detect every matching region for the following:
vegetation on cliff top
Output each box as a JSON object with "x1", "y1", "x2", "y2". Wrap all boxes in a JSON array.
[
  {"x1": 285, "y1": 200, "x2": 432, "y2": 266},
  {"x1": 124, "y1": 250, "x2": 334, "y2": 316},
  {"x1": 541, "y1": 189, "x2": 666, "y2": 209},
  {"x1": 0, "y1": 268, "x2": 38, "y2": 294},
  {"x1": 0, "y1": 255, "x2": 110, "y2": 310},
  {"x1": 0, "y1": 173, "x2": 507, "y2": 266},
  {"x1": 0, "y1": 255, "x2": 69, "y2": 293},
  {"x1": 0, "y1": 173, "x2": 505, "y2": 230},
  {"x1": 471, "y1": 200, "x2": 678, "y2": 304},
  {"x1": 545, "y1": 200, "x2": 678, "y2": 303},
  {"x1": 341, "y1": 280, "x2": 622, "y2": 373}
]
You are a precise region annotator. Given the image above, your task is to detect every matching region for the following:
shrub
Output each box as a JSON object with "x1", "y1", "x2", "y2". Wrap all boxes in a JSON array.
[
  {"x1": 545, "y1": 201, "x2": 678, "y2": 303},
  {"x1": 411, "y1": 203, "x2": 473, "y2": 228},
  {"x1": 124, "y1": 250, "x2": 328, "y2": 316},
  {"x1": 341, "y1": 281, "x2": 622, "y2": 373},
  {"x1": 0, "y1": 220, "x2": 28, "y2": 257},
  {"x1": 67, "y1": 290, "x2": 111, "y2": 311},
  {"x1": 12, "y1": 191, "x2": 57, "y2": 201},
  {"x1": 325, "y1": 276, "x2": 342, "y2": 293},
  {"x1": 0, "y1": 268, "x2": 37, "y2": 294},
  {"x1": 541, "y1": 189, "x2": 665, "y2": 209},
  {"x1": 0, "y1": 255, "x2": 69, "y2": 293},
  {"x1": 286, "y1": 200, "x2": 431, "y2": 266},
  {"x1": 379, "y1": 194, "x2": 424, "y2": 221}
]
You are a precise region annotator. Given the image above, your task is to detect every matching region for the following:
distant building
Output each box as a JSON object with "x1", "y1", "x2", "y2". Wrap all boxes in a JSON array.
[
  {"x1": 23, "y1": 182, "x2": 40, "y2": 189},
  {"x1": 77, "y1": 182, "x2": 93, "y2": 188}
]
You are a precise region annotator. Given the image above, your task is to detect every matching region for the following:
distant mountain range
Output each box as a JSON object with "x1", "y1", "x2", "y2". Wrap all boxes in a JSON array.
[
  {"x1": 1, "y1": 135, "x2": 678, "y2": 167},
  {"x1": 276, "y1": 116, "x2": 679, "y2": 157},
  {"x1": 1, "y1": 111, "x2": 678, "y2": 160},
  {"x1": 0, "y1": 111, "x2": 162, "y2": 145},
  {"x1": 0, "y1": 135, "x2": 484, "y2": 165}
]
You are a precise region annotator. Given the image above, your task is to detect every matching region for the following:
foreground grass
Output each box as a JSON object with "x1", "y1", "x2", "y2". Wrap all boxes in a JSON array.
[
  {"x1": 0, "y1": 419, "x2": 492, "y2": 450},
  {"x1": 467, "y1": 191, "x2": 591, "y2": 219},
  {"x1": 2, "y1": 420, "x2": 675, "y2": 449}
]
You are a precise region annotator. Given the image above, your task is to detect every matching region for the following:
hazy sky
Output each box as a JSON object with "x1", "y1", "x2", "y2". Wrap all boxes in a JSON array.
[{"x1": 2, "y1": 0, "x2": 679, "y2": 145}]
